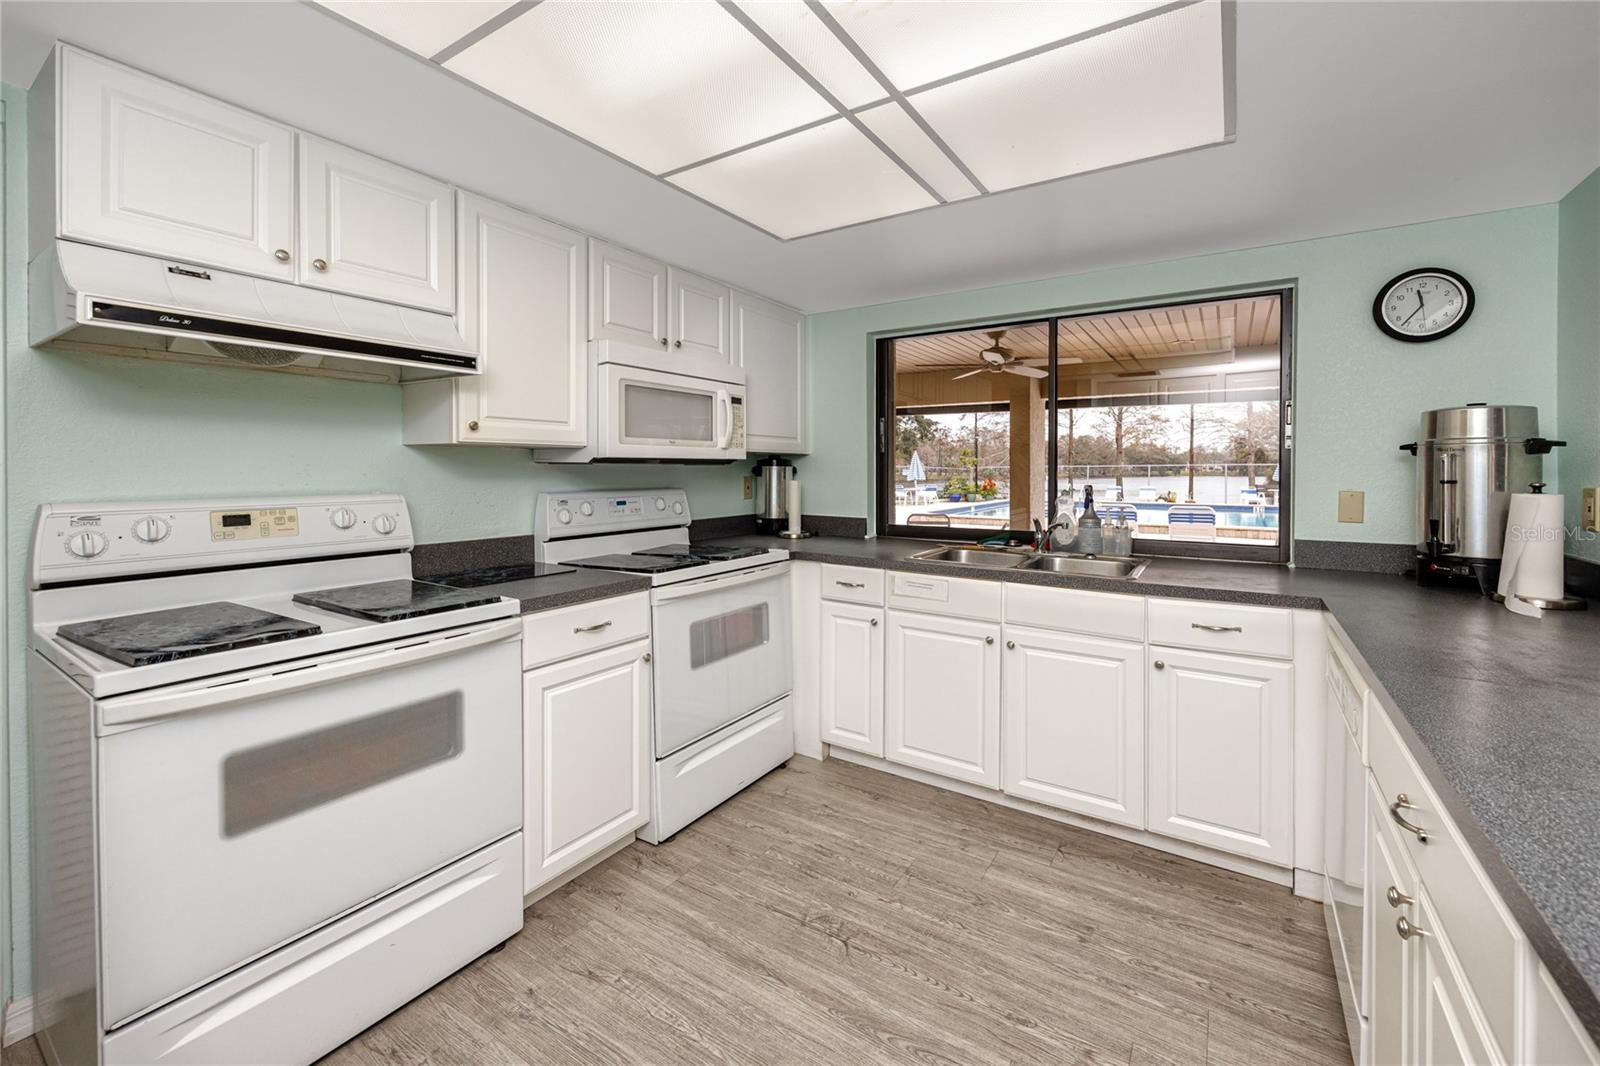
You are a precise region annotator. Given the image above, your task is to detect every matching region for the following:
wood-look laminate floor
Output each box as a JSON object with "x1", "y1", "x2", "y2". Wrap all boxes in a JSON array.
[{"x1": 5, "y1": 757, "x2": 1350, "y2": 1066}]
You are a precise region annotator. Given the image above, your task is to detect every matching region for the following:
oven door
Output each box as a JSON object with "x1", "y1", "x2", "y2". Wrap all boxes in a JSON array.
[
  {"x1": 95, "y1": 620, "x2": 522, "y2": 1028},
  {"x1": 650, "y1": 564, "x2": 791, "y2": 757},
  {"x1": 597, "y1": 362, "x2": 746, "y2": 462}
]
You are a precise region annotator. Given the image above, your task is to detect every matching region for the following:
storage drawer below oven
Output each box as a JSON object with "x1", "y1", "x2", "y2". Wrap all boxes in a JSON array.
[
  {"x1": 103, "y1": 834, "x2": 523, "y2": 1066},
  {"x1": 640, "y1": 696, "x2": 793, "y2": 844}
]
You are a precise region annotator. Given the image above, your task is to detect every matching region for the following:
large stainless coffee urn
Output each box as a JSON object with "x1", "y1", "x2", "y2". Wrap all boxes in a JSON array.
[
  {"x1": 1399, "y1": 404, "x2": 1564, "y2": 594},
  {"x1": 752, "y1": 456, "x2": 796, "y2": 535}
]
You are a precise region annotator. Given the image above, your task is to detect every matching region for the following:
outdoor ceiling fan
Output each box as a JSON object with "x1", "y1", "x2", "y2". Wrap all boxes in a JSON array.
[{"x1": 951, "y1": 330, "x2": 1047, "y2": 380}]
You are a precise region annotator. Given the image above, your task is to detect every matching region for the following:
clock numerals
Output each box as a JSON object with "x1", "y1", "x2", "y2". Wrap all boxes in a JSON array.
[{"x1": 1374, "y1": 268, "x2": 1473, "y2": 343}]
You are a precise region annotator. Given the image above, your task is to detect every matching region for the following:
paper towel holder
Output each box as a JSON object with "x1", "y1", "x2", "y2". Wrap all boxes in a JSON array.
[{"x1": 1495, "y1": 592, "x2": 1588, "y2": 611}]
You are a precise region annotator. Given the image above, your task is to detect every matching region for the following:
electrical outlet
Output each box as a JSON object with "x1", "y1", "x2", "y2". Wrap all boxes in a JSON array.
[
  {"x1": 743, "y1": 476, "x2": 754, "y2": 501},
  {"x1": 1584, "y1": 487, "x2": 1597, "y2": 532},
  {"x1": 1337, "y1": 490, "x2": 1365, "y2": 524}
]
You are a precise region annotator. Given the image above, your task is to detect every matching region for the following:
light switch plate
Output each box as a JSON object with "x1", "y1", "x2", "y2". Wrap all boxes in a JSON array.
[
  {"x1": 743, "y1": 476, "x2": 754, "y2": 501},
  {"x1": 1337, "y1": 490, "x2": 1365, "y2": 523},
  {"x1": 1584, "y1": 487, "x2": 1597, "y2": 532}
]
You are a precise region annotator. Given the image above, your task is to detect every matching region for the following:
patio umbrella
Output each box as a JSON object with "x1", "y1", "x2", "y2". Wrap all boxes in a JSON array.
[{"x1": 905, "y1": 451, "x2": 926, "y2": 483}]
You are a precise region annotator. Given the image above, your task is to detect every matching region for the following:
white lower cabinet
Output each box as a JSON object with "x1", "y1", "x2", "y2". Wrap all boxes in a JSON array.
[
  {"x1": 884, "y1": 609, "x2": 1001, "y2": 788},
  {"x1": 819, "y1": 599, "x2": 884, "y2": 757},
  {"x1": 1413, "y1": 886, "x2": 1496, "y2": 1065},
  {"x1": 522, "y1": 637, "x2": 651, "y2": 893},
  {"x1": 1001, "y1": 625, "x2": 1144, "y2": 828},
  {"x1": 1367, "y1": 773, "x2": 1416, "y2": 1066},
  {"x1": 1146, "y1": 645, "x2": 1294, "y2": 865}
]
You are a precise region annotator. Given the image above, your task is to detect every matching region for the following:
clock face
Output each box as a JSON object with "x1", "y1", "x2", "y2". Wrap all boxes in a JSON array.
[{"x1": 1374, "y1": 268, "x2": 1474, "y2": 342}]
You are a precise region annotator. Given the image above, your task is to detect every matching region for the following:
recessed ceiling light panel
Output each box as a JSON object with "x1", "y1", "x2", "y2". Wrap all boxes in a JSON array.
[
  {"x1": 732, "y1": 1, "x2": 888, "y2": 109},
  {"x1": 669, "y1": 118, "x2": 936, "y2": 238},
  {"x1": 315, "y1": 1, "x2": 518, "y2": 59},
  {"x1": 856, "y1": 102, "x2": 980, "y2": 202}
]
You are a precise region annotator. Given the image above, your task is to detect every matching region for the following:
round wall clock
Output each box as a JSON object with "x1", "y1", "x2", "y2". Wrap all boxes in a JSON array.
[{"x1": 1373, "y1": 267, "x2": 1474, "y2": 342}]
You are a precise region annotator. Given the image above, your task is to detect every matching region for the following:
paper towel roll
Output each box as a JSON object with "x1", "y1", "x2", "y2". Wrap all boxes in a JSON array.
[
  {"x1": 1498, "y1": 492, "x2": 1565, "y2": 617},
  {"x1": 787, "y1": 478, "x2": 803, "y2": 536}
]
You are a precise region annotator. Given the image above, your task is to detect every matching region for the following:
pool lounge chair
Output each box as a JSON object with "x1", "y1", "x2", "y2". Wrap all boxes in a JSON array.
[{"x1": 1167, "y1": 505, "x2": 1218, "y2": 541}]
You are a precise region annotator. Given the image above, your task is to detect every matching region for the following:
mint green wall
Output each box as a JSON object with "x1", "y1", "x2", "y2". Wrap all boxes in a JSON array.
[
  {"x1": 1558, "y1": 167, "x2": 1600, "y2": 563},
  {"x1": 0, "y1": 83, "x2": 751, "y2": 1001},
  {"x1": 803, "y1": 206, "x2": 1562, "y2": 548}
]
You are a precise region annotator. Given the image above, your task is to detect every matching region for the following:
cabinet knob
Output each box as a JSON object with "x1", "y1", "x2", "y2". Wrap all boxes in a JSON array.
[
  {"x1": 467, "y1": 420, "x2": 479, "y2": 431},
  {"x1": 1154, "y1": 659, "x2": 1165, "y2": 670},
  {"x1": 1395, "y1": 916, "x2": 1429, "y2": 941},
  {"x1": 1006, "y1": 640, "x2": 1015, "y2": 649},
  {"x1": 312, "y1": 258, "x2": 328, "y2": 272},
  {"x1": 673, "y1": 339, "x2": 683, "y2": 348},
  {"x1": 273, "y1": 248, "x2": 291, "y2": 263},
  {"x1": 985, "y1": 635, "x2": 995, "y2": 645},
  {"x1": 643, "y1": 652, "x2": 652, "y2": 663},
  {"x1": 660, "y1": 337, "x2": 669, "y2": 347},
  {"x1": 870, "y1": 618, "x2": 879, "y2": 626},
  {"x1": 1386, "y1": 885, "x2": 1414, "y2": 909}
]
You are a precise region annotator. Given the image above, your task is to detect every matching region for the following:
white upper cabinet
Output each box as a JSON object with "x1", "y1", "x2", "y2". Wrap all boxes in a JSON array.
[
  {"x1": 297, "y1": 135, "x2": 454, "y2": 312},
  {"x1": 666, "y1": 266, "x2": 733, "y2": 376},
  {"x1": 884, "y1": 609, "x2": 1001, "y2": 788},
  {"x1": 1146, "y1": 646, "x2": 1294, "y2": 865},
  {"x1": 589, "y1": 239, "x2": 668, "y2": 348},
  {"x1": 1001, "y1": 625, "x2": 1145, "y2": 829},
  {"x1": 732, "y1": 289, "x2": 807, "y2": 455},
  {"x1": 53, "y1": 46, "x2": 295, "y2": 278},
  {"x1": 404, "y1": 193, "x2": 586, "y2": 447},
  {"x1": 819, "y1": 600, "x2": 885, "y2": 758}
]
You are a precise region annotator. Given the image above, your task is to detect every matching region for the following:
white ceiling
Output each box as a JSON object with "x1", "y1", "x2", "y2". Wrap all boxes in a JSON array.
[
  {"x1": 315, "y1": 0, "x2": 1226, "y2": 239},
  {"x1": 2, "y1": 1, "x2": 1597, "y2": 313}
]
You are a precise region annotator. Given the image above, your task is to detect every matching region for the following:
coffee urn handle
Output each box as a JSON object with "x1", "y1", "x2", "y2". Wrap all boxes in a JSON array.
[
  {"x1": 1524, "y1": 438, "x2": 1567, "y2": 455},
  {"x1": 1399, "y1": 442, "x2": 1419, "y2": 455}
]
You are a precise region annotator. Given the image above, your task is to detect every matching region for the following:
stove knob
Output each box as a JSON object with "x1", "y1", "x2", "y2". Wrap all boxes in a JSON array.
[
  {"x1": 672, "y1": 501, "x2": 685, "y2": 515},
  {"x1": 330, "y1": 507, "x2": 359, "y2": 530},
  {"x1": 557, "y1": 508, "x2": 573, "y2": 525},
  {"x1": 579, "y1": 502, "x2": 594, "y2": 517},
  {"x1": 65, "y1": 530, "x2": 109, "y2": 558},
  {"x1": 373, "y1": 514, "x2": 397, "y2": 535},
  {"x1": 132, "y1": 516, "x2": 171, "y2": 543},
  {"x1": 655, "y1": 497, "x2": 666, "y2": 511}
]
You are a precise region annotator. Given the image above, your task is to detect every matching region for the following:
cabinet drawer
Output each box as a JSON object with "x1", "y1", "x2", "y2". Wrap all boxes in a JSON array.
[
  {"x1": 886, "y1": 571, "x2": 1002, "y2": 622},
  {"x1": 1368, "y1": 704, "x2": 1522, "y2": 1060},
  {"x1": 821, "y1": 564, "x2": 885, "y2": 605},
  {"x1": 522, "y1": 592, "x2": 650, "y2": 670},
  {"x1": 1005, "y1": 583, "x2": 1144, "y2": 642},
  {"x1": 1148, "y1": 598, "x2": 1293, "y2": 659}
]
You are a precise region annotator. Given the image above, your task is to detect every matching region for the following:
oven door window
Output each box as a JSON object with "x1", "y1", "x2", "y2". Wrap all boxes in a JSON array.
[
  {"x1": 689, "y1": 603, "x2": 769, "y2": 670},
  {"x1": 621, "y1": 382, "x2": 715, "y2": 444}
]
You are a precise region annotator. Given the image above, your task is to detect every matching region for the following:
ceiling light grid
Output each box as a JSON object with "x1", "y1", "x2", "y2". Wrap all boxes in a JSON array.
[{"x1": 312, "y1": 0, "x2": 1233, "y2": 240}]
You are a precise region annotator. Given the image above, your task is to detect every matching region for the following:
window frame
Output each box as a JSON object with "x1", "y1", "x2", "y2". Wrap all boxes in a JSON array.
[{"x1": 874, "y1": 287, "x2": 1294, "y2": 563}]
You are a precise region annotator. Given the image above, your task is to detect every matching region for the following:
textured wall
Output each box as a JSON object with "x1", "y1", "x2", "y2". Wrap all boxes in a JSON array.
[
  {"x1": 803, "y1": 206, "x2": 1562, "y2": 549},
  {"x1": 1558, "y1": 168, "x2": 1600, "y2": 562}
]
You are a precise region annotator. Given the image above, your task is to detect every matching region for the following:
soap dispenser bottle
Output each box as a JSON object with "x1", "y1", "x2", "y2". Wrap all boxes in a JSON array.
[{"x1": 1077, "y1": 485, "x2": 1103, "y2": 555}]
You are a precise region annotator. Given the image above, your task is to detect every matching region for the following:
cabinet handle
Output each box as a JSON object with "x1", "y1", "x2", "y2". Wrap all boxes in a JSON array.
[
  {"x1": 835, "y1": 580, "x2": 865, "y2": 588},
  {"x1": 273, "y1": 248, "x2": 291, "y2": 263},
  {"x1": 642, "y1": 652, "x2": 652, "y2": 663},
  {"x1": 985, "y1": 636, "x2": 995, "y2": 645},
  {"x1": 1389, "y1": 794, "x2": 1430, "y2": 843},
  {"x1": 466, "y1": 420, "x2": 479, "y2": 431},
  {"x1": 870, "y1": 618, "x2": 879, "y2": 627},
  {"x1": 1153, "y1": 659, "x2": 1165, "y2": 670},
  {"x1": 1191, "y1": 623, "x2": 1243, "y2": 633},
  {"x1": 573, "y1": 620, "x2": 613, "y2": 634},
  {"x1": 1395, "y1": 916, "x2": 1429, "y2": 941},
  {"x1": 1386, "y1": 885, "x2": 1414, "y2": 909},
  {"x1": 312, "y1": 258, "x2": 328, "y2": 272},
  {"x1": 673, "y1": 339, "x2": 683, "y2": 349}
]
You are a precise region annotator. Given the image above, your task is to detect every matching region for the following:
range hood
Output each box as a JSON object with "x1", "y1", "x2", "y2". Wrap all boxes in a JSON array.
[{"x1": 29, "y1": 241, "x2": 478, "y2": 382}]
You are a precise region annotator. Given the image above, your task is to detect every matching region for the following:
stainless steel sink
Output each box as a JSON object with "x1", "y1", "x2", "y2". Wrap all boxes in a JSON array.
[
  {"x1": 1020, "y1": 554, "x2": 1148, "y2": 579},
  {"x1": 910, "y1": 545, "x2": 1031, "y2": 568}
]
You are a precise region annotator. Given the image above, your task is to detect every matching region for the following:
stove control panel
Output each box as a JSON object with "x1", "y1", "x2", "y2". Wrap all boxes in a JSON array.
[
  {"x1": 33, "y1": 494, "x2": 413, "y2": 586},
  {"x1": 536, "y1": 489, "x2": 691, "y2": 542}
]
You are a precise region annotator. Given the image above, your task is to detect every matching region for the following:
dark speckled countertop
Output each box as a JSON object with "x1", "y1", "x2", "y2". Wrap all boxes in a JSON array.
[
  {"x1": 430, "y1": 563, "x2": 650, "y2": 614},
  {"x1": 704, "y1": 533, "x2": 1600, "y2": 1038}
]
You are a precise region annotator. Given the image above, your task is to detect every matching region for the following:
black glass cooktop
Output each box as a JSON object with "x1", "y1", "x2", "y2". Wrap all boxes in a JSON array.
[
  {"x1": 293, "y1": 580, "x2": 503, "y2": 622},
  {"x1": 437, "y1": 562, "x2": 577, "y2": 587},
  {"x1": 566, "y1": 553, "x2": 710, "y2": 574},
  {"x1": 637, "y1": 544, "x2": 768, "y2": 562},
  {"x1": 57, "y1": 602, "x2": 322, "y2": 667}
]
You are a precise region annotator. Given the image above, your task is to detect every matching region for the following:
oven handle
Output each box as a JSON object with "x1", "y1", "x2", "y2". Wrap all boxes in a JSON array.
[
  {"x1": 100, "y1": 619, "x2": 522, "y2": 728},
  {"x1": 652, "y1": 561, "x2": 789, "y2": 603}
]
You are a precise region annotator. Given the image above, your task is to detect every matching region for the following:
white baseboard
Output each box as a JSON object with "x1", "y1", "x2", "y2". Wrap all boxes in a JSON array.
[
  {"x1": 827, "y1": 747, "x2": 1295, "y2": 888},
  {"x1": 3, "y1": 995, "x2": 35, "y2": 1046}
]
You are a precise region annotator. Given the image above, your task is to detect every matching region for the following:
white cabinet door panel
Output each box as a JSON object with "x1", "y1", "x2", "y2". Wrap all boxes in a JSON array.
[
  {"x1": 1147, "y1": 646, "x2": 1293, "y2": 865},
  {"x1": 523, "y1": 640, "x2": 650, "y2": 893},
  {"x1": 667, "y1": 266, "x2": 733, "y2": 376},
  {"x1": 298, "y1": 136, "x2": 454, "y2": 311},
  {"x1": 454, "y1": 194, "x2": 586, "y2": 446},
  {"x1": 819, "y1": 600, "x2": 884, "y2": 757},
  {"x1": 589, "y1": 239, "x2": 667, "y2": 347},
  {"x1": 732, "y1": 289, "x2": 807, "y2": 454},
  {"x1": 1367, "y1": 774, "x2": 1416, "y2": 1066},
  {"x1": 58, "y1": 46, "x2": 295, "y2": 277},
  {"x1": 1414, "y1": 889, "x2": 1496, "y2": 1066},
  {"x1": 885, "y1": 610, "x2": 1000, "y2": 788},
  {"x1": 1002, "y1": 626, "x2": 1144, "y2": 828}
]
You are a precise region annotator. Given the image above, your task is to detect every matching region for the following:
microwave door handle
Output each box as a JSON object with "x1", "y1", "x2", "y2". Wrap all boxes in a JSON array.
[{"x1": 716, "y1": 390, "x2": 733, "y2": 450}]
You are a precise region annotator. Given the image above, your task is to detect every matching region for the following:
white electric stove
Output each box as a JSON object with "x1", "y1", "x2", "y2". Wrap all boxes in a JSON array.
[
  {"x1": 536, "y1": 490, "x2": 793, "y2": 842},
  {"x1": 28, "y1": 494, "x2": 525, "y2": 1066}
]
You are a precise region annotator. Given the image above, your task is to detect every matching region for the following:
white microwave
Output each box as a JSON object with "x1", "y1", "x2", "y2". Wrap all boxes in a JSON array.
[{"x1": 537, "y1": 342, "x2": 747, "y2": 463}]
